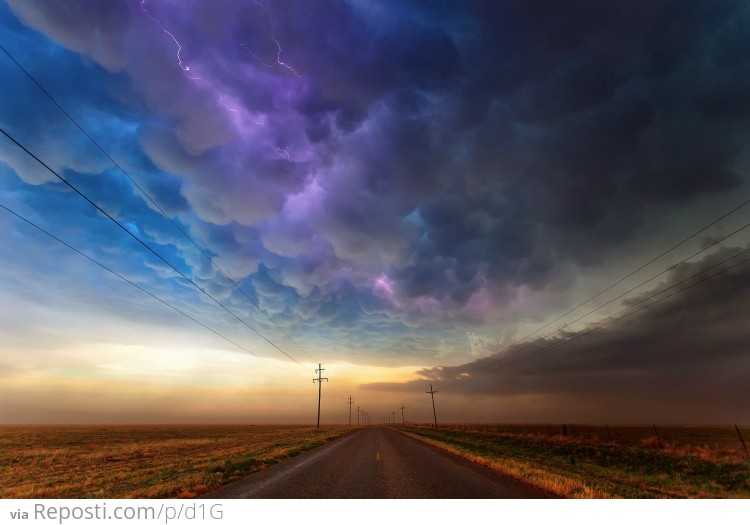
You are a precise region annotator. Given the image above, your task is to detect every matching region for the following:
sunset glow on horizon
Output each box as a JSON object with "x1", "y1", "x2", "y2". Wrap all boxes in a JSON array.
[{"x1": 1, "y1": 0, "x2": 749, "y2": 425}]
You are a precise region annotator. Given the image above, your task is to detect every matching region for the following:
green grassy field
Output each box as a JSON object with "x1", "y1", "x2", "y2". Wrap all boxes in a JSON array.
[
  {"x1": 400, "y1": 425, "x2": 750, "y2": 498},
  {"x1": 0, "y1": 425, "x2": 355, "y2": 498}
]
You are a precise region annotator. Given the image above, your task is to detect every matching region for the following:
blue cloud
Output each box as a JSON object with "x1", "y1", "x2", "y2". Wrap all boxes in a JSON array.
[{"x1": 1, "y1": 0, "x2": 749, "y2": 369}]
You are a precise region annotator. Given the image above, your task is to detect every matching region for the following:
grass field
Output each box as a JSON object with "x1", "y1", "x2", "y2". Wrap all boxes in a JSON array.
[
  {"x1": 0, "y1": 425, "x2": 355, "y2": 498},
  {"x1": 3, "y1": 423, "x2": 747, "y2": 499},
  {"x1": 399, "y1": 425, "x2": 750, "y2": 498}
]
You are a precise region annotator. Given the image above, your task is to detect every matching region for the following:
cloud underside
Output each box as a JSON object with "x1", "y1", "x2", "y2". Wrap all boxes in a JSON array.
[
  {"x1": 363, "y1": 251, "x2": 750, "y2": 421},
  {"x1": 0, "y1": 0, "x2": 749, "y2": 364}
]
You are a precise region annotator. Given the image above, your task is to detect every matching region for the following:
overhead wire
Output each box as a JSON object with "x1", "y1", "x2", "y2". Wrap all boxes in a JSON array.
[
  {"x1": 0, "y1": 202, "x2": 310, "y2": 383},
  {"x1": 486, "y1": 246, "x2": 750, "y2": 373},
  {"x1": 477, "y1": 219, "x2": 750, "y2": 371},
  {"x1": 0, "y1": 126, "x2": 303, "y2": 366},
  {"x1": 0, "y1": 43, "x2": 314, "y2": 363},
  {"x1": 10, "y1": 42, "x2": 746, "y2": 400},
  {"x1": 506, "y1": 196, "x2": 750, "y2": 350}
]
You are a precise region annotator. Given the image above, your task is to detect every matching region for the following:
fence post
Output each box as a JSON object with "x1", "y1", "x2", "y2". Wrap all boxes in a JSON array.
[
  {"x1": 606, "y1": 423, "x2": 612, "y2": 440},
  {"x1": 736, "y1": 424, "x2": 749, "y2": 459},
  {"x1": 653, "y1": 424, "x2": 663, "y2": 448},
  {"x1": 547, "y1": 423, "x2": 552, "y2": 437},
  {"x1": 570, "y1": 424, "x2": 576, "y2": 438}
]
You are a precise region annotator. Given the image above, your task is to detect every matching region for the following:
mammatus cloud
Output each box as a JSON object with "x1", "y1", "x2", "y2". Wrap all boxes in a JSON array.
[
  {"x1": 363, "y1": 248, "x2": 750, "y2": 422},
  {"x1": 1, "y1": 0, "x2": 749, "y2": 367}
]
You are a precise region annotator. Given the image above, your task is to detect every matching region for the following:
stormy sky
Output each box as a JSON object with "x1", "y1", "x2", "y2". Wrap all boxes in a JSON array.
[{"x1": 1, "y1": 0, "x2": 748, "y2": 424}]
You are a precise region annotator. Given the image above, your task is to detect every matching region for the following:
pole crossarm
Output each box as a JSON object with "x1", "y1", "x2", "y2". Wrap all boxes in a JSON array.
[
  {"x1": 313, "y1": 364, "x2": 328, "y2": 428},
  {"x1": 426, "y1": 384, "x2": 438, "y2": 428},
  {"x1": 347, "y1": 396, "x2": 354, "y2": 426}
]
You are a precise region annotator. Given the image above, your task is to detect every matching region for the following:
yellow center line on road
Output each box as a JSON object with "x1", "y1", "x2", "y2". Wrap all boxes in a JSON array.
[{"x1": 376, "y1": 452, "x2": 381, "y2": 461}]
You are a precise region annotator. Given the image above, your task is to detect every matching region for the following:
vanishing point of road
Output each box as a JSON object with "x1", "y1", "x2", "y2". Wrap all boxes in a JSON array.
[{"x1": 209, "y1": 426, "x2": 555, "y2": 498}]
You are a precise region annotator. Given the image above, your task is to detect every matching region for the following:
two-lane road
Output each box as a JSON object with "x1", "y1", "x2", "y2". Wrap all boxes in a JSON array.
[{"x1": 209, "y1": 426, "x2": 554, "y2": 498}]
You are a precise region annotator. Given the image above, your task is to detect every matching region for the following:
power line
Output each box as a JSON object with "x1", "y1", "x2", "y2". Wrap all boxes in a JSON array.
[
  {"x1": 0, "y1": 126, "x2": 302, "y2": 366},
  {"x1": 0, "y1": 43, "x2": 314, "y2": 363},
  {"x1": 480, "y1": 220, "x2": 750, "y2": 371},
  {"x1": 328, "y1": 382, "x2": 350, "y2": 403},
  {"x1": 426, "y1": 384, "x2": 438, "y2": 428},
  {"x1": 507, "y1": 196, "x2": 750, "y2": 350},
  {"x1": 503, "y1": 249, "x2": 750, "y2": 370},
  {"x1": 0, "y1": 202, "x2": 309, "y2": 382},
  {"x1": 313, "y1": 363, "x2": 328, "y2": 428},
  {"x1": 7, "y1": 41, "x2": 748, "y2": 393},
  {"x1": 347, "y1": 395, "x2": 353, "y2": 426},
  {"x1": 492, "y1": 246, "x2": 750, "y2": 372}
]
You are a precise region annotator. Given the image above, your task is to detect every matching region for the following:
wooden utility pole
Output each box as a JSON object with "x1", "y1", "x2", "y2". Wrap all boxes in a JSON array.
[
  {"x1": 426, "y1": 384, "x2": 438, "y2": 427},
  {"x1": 652, "y1": 424, "x2": 663, "y2": 448},
  {"x1": 357, "y1": 405, "x2": 361, "y2": 425},
  {"x1": 347, "y1": 396, "x2": 353, "y2": 426},
  {"x1": 736, "y1": 424, "x2": 749, "y2": 459},
  {"x1": 392, "y1": 411, "x2": 396, "y2": 425},
  {"x1": 400, "y1": 404, "x2": 405, "y2": 425},
  {"x1": 313, "y1": 364, "x2": 328, "y2": 428}
]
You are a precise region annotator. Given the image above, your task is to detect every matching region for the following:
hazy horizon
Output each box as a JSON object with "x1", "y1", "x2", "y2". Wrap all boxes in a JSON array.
[{"x1": 1, "y1": 0, "x2": 749, "y2": 425}]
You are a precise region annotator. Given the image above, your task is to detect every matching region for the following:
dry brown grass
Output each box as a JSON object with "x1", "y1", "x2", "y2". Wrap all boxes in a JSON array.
[
  {"x1": 0, "y1": 425, "x2": 354, "y2": 498},
  {"x1": 432, "y1": 423, "x2": 750, "y2": 464},
  {"x1": 400, "y1": 425, "x2": 750, "y2": 498},
  {"x1": 402, "y1": 432, "x2": 608, "y2": 498}
]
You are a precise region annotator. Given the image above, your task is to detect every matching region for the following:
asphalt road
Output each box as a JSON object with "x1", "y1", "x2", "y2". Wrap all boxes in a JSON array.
[{"x1": 209, "y1": 426, "x2": 555, "y2": 498}]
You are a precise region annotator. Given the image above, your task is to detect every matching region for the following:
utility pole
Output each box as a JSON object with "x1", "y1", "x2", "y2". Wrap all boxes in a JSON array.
[
  {"x1": 347, "y1": 396, "x2": 353, "y2": 426},
  {"x1": 392, "y1": 411, "x2": 396, "y2": 425},
  {"x1": 357, "y1": 405, "x2": 361, "y2": 425},
  {"x1": 400, "y1": 404, "x2": 405, "y2": 425},
  {"x1": 313, "y1": 364, "x2": 328, "y2": 428},
  {"x1": 426, "y1": 384, "x2": 438, "y2": 427}
]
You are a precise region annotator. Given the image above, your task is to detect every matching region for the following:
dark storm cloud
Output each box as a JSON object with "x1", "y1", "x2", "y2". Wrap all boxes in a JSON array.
[
  {"x1": 2, "y1": 0, "x2": 750, "y2": 363},
  {"x1": 364, "y1": 248, "x2": 750, "y2": 421},
  {"x1": 370, "y1": 0, "x2": 750, "y2": 312},
  {"x1": 270, "y1": 0, "x2": 461, "y2": 117}
]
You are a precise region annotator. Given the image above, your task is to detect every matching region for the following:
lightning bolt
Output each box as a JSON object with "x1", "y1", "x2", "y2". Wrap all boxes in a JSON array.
[
  {"x1": 240, "y1": 43, "x2": 273, "y2": 69},
  {"x1": 245, "y1": 0, "x2": 301, "y2": 77},
  {"x1": 275, "y1": 144, "x2": 291, "y2": 161},
  {"x1": 269, "y1": 16, "x2": 301, "y2": 77},
  {"x1": 219, "y1": 93, "x2": 266, "y2": 127},
  {"x1": 375, "y1": 277, "x2": 394, "y2": 295},
  {"x1": 140, "y1": 0, "x2": 202, "y2": 80},
  {"x1": 140, "y1": 1, "x2": 270, "y2": 126},
  {"x1": 139, "y1": 0, "x2": 296, "y2": 155}
]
